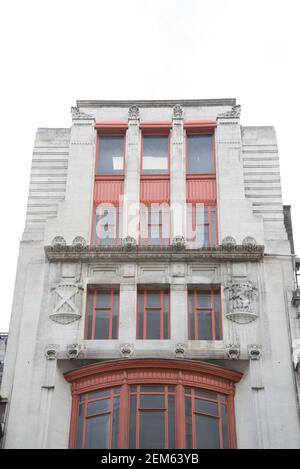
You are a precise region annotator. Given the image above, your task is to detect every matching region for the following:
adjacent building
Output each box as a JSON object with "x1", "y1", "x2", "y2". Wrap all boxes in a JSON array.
[{"x1": 1, "y1": 99, "x2": 300, "y2": 449}]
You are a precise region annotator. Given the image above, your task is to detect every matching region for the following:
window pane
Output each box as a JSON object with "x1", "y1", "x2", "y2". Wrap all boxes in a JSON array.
[
  {"x1": 137, "y1": 293, "x2": 144, "y2": 339},
  {"x1": 112, "y1": 294, "x2": 119, "y2": 339},
  {"x1": 76, "y1": 404, "x2": 84, "y2": 448},
  {"x1": 140, "y1": 386, "x2": 164, "y2": 392},
  {"x1": 142, "y1": 136, "x2": 168, "y2": 174},
  {"x1": 195, "y1": 414, "x2": 220, "y2": 449},
  {"x1": 95, "y1": 310, "x2": 110, "y2": 339},
  {"x1": 112, "y1": 397, "x2": 120, "y2": 449},
  {"x1": 96, "y1": 294, "x2": 111, "y2": 309},
  {"x1": 195, "y1": 399, "x2": 218, "y2": 416},
  {"x1": 85, "y1": 414, "x2": 110, "y2": 449},
  {"x1": 168, "y1": 395, "x2": 175, "y2": 449},
  {"x1": 140, "y1": 395, "x2": 165, "y2": 409},
  {"x1": 163, "y1": 293, "x2": 169, "y2": 339},
  {"x1": 214, "y1": 292, "x2": 221, "y2": 340},
  {"x1": 98, "y1": 136, "x2": 124, "y2": 175},
  {"x1": 185, "y1": 396, "x2": 193, "y2": 448},
  {"x1": 89, "y1": 389, "x2": 111, "y2": 400},
  {"x1": 146, "y1": 310, "x2": 161, "y2": 339},
  {"x1": 195, "y1": 389, "x2": 217, "y2": 400},
  {"x1": 197, "y1": 293, "x2": 211, "y2": 309},
  {"x1": 129, "y1": 396, "x2": 137, "y2": 449},
  {"x1": 86, "y1": 293, "x2": 94, "y2": 339},
  {"x1": 187, "y1": 135, "x2": 214, "y2": 174},
  {"x1": 147, "y1": 292, "x2": 161, "y2": 308},
  {"x1": 139, "y1": 411, "x2": 165, "y2": 448},
  {"x1": 210, "y1": 208, "x2": 217, "y2": 245},
  {"x1": 221, "y1": 404, "x2": 229, "y2": 449},
  {"x1": 88, "y1": 398, "x2": 110, "y2": 416},
  {"x1": 188, "y1": 292, "x2": 195, "y2": 340},
  {"x1": 197, "y1": 310, "x2": 212, "y2": 340}
]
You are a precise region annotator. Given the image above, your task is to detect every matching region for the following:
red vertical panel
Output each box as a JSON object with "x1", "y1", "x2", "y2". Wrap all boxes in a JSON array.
[
  {"x1": 186, "y1": 179, "x2": 216, "y2": 203},
  {"x1": 94, "y1": 180, "x2": 124, "y2": 204},
  {"x1": 140, "y1": 180, "x2": 170, "y2": 203}
]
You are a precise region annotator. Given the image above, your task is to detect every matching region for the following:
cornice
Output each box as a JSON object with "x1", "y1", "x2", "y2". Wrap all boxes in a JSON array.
[
  {"x1": 76, "y1": 98, "x2": 236, "y2": 108},
  {"x1": 44, "y1": 244, "x2": 264, "y2": 263}
]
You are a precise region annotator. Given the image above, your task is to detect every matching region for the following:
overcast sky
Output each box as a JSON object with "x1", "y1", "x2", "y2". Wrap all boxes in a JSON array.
[{"x1": 0, "y1": 0, "x2": 299, "y2": 330}]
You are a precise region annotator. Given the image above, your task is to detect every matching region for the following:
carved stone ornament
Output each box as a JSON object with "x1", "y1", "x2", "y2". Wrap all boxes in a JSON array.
[
  {"x1": 67, "y1": 344, "x2": 81, "y2": 360},
  {"x1": 218, "y1": 104, "x2": 241, "y2": 119},
  {"x1": 222, "y1": 236, "x2": 237, "y2": 250},
  {"x1": 226, "y1": 344, "x2": 240, "y2": 360},
  {"x1": 72, "y1": 236, "x2": 87, "y2": 249},
  {"x1": 71, "y1": 106, "x2": 94, "y2": 120},
  {"x1": 51, "y1": 236, "x2": 66, "y2": 249},
  {"x1": 49, "y1": 282, "x2": 84, "y2": 324},
  {"x1": 172, "y1": 104, "x2": 183, "y2": 120},
  {"x1": 120, "y1": 343, "x2": 134, "y2": 358},
  {"x1": 128, "y1": 105, "x2": 140, "y2": 120},
  {"x1": 225, "y1": 280, "x2": 258, "y2": 324},
  {"x1": 175, "y1": 343, "x2": 185, "y2": 357},
  {"x1": 123, "y1": 236, "x2": 137, "y2": 250},
  {"x1": 242, "y1": 236, "x2": 258, "y2": 251},
  {"x1": 172, "y1": 236, "x2": 186, "y2": 250},
  {"x1": 45, "y1": 344, "x2": 59, "y2": 360},
  {"x1": 248, "y1": 344, "x2": 262, "y2": 361}
]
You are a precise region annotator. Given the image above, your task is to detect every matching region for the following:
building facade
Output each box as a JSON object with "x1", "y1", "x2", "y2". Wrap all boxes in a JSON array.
[{"x1": 1, "y1": 99, "x2": 300, "y2": 449}]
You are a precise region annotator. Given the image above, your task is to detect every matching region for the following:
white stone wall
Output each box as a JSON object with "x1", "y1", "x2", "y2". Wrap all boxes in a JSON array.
[{"x1": 1, "y1": 100, "x2": 299, "y2": 448}]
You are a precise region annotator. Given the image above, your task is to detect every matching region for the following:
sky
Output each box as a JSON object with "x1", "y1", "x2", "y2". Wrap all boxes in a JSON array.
[{"x1": 0, "y1": 0, "x2": 299, "y2": 330}]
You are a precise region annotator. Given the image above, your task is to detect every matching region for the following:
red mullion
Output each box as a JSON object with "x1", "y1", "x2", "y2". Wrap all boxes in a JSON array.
[
  {"x1": 211, "y1": 289, "x2": 216, "y2": 341},
  {"x1": 217, "y1": 394, "x2": 223, "y2": 449}
]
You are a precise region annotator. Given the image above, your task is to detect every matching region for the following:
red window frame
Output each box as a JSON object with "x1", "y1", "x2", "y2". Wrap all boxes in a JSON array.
[
  {"x1": 85, "y1": 288, "x2": 119, "y2": 340},
  {"x1": 184, "y1": 121, "x2": 217, "y2": 178},
  {"x1": 94, "y1": 123, "x2": 127, "y2": 179},
  {"x1": 137, "y1": 288, "x2": 170, "y2": 339},
  {"x1": 92, "y1": 204, "x2": 122, "y2": 246},
  {"x1": 187, "y1": 288, "x2": 222, "y2": 340},
  {"x1": 139, "y1": 204, "x2": 170, "y2": 247},
  {"x1": 66, "y1": 359, "x2": 242, "y2": 449},
  {"x1": 140, "y1": 123, "x2": 171, "y2": 179},
  {"x1": 186, "y1": 204, "x2": 218, "y2": 247}
]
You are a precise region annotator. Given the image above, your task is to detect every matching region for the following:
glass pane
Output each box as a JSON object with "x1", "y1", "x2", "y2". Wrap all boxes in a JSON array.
[
  {"x1": 197, "y1": 292, "x2": 211, "y2": 309},
  {"x1": 140, "y1": 395, "x2": 165, "y2": 409},
  {"x1": 112, "y1": 397, "x2": 120, "y2": 449},
  {"x1": 112, "y1": 293, "x2": 119, "y2": 339},
  {"x1": 88, "y1": 398, "x2": 110, "y2": 416},
  {"x1": 129, "y1": 396, "x2": 137, "y2": 448},
  {"x1": 95, "y1": 310, "x2": 110, "y2": 340},
  {"x1": 210, "y1": 208, "x2": 217, "y2": 245},
  {"x1": 197, "y1": 310, "x2": 212, "y2": 340},
  {"x1": 96, "y1": 294, "x2": 111, "y2": 309},
  {"x1": 163, "y1": 293, "x2": 169, "y2": 339},
  {"x1": 137, "y1": 292, "x2": 144, "y2": 339},
  {"x1": 86, "y1": 292, "x2": 94, "y2": 339},
  {"x1": 221, "y1": 404, "x2": 229, "y2": 449},
  {"x1": 140, "y1": 386, "x2": 164, "y2": 392},
  {"x1": 195, "y1": 414, "x2": 220, "y2": 449},
  {"x1": 195, "y1": 389, "x2": 217, "y2": 400},
  {"x1": 142, "y1": 136, "x2": 168, "y2": 175},
  {"x1": 89, "y1": 389, "x2": 111, "y2": 400},
  {"x1": 168, "y1": 395, "x2": 175, "y2": 449},
  {"x1": 146, "y1": 292, "x2": 161, "y2": 308},
  {"x1": 98, "y1": 135, "x2": 124, "y2": 175},
  {"x1": 195, "y1": 399, "x2": 218, "y2": 416},
  {"x1": 187, "y1": 135, "x2": 214, "y2": 174},
  {"x1": 85, "y1": 414, "x2": 110, "y2": 449},
  {"x1": 185, "y1": 396, "x2": 192, "y2": 448},
  {"x1": 139, "y1": 411, "x2": 165, "y2": 448},
  {"x1": 146, "y1": 309, "x2": 161, "y2": 339},
  {"x1": 188, "y1": 292, "x2": 195, "y2": 340},
  {"x1": 76, "y1": 404, "x2": 84, "y2": 448},
  {"x1": 214, "y1": 292, "x2": 221, "y2": 340}
]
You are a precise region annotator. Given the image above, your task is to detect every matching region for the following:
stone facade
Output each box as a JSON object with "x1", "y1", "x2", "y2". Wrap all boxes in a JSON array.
[{"x1": 1, "y1": 99, "x2": 300, "y2": 449}]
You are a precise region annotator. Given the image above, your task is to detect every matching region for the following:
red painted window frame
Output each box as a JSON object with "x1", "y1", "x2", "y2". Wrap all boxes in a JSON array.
[
  {"x1": 140, "y1": 122, "x2": 171, "y2": 179},
  {"x1": 187, "y1": 288, "x2": 222, "y2": 340},
  {"x1": 92, "y1": 203, "x2": 122, "y2": 246},
  {"x1": 186, "y1": 203, "x2": 218, "y2": 247},
  {"x1": 65, "y1": 359, "x2": 242, "y2": 449},
  {"x1": 94, "y1": 123, "x2": 127, "y2": 179},
  {"x1": 136, "y1": 288, "x2": 170, "y2": 339},
  {"x1": 85, "y1": 288, "x2": 120, "y2": 340},
  {"x1": 184, "y1": 121, "x2": 217, "y2": 178},
  {"x1": 139, "y1": 204, "x2": 171, "y2": 247}
]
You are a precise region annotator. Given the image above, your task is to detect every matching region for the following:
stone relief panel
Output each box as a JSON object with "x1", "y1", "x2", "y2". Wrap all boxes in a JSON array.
[
  {"x1": 49, "y1": 281, "x2": 84, "y2": 324},
  {"x1": 225, "y1": 280, "x2": 258, "y2": 324}
]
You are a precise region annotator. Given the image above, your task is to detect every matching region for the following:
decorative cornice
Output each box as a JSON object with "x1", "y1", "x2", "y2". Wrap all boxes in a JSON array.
[
  {"x1": 71, "y1": 106, "x2": 95, "y2": 121},
  {"x1": 77, "y1": 99, "x2": 237, "y2": 108},
  {"x1": 218, "y1": 105, "x2": 241, "y2": 119},
  {"x1": 44, "y1": 244, "x2": 264, "y2": 263}
]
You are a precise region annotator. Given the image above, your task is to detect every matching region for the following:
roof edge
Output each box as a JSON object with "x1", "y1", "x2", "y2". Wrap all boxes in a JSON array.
[{"x1": 76, "y1": 98, "x2": 236, "y2": 108}]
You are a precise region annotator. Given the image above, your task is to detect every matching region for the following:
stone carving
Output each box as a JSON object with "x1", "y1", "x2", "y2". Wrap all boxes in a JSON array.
[
  {"x1": 49, "y1": 282, "x2": 84, "y2": 324},
  {"x1": 172, "y1": 236, "x2": 186, "y2": 250},
  {"x1": 45, "y1": 344, "x2": 59, "y2": 360},
  {"x1": 128, "y1": 105, "x2": 140, "y2": 120},
  {"x1": 123, "y1": 236, "x2": 137, "y2": 250},
  {"x1": 71, "y1": 107, "x2": 94, "y2": 120},
  {"x1": 226, "y1": 344, "x2": 240, "y2": 360},
  {"x1": 120, "y1": 343, "x2": 134, "y2": 358},
  {"x1": 67, "y1": 344, "x2": 81, "y2": 360},
  {"x1": 225, "y1": 280, "x2": 258, "y2": 324},
  {"x1": 72, "y1": 236, "x2": 87, "y2": 249},
  {"x1": 222, "y1": 236, "x2": 237, "y2": 250},
  {"x1": 175, "y1": 343, "x2": 185, "y2": 357},
  {"x1": 173, "y1": 104, "x2": 183, "y2": 119},
  {"x1": 51, "y1": 236, "x2": 66, "y2": 249},
  {"x1": 218, "y1": 105, "x2": 241, "y2": 119},
  {"x1": 248, "y1": 344, "x2": 262, "y2": 361},
  {"x1": 242, "y1": 236, "x2": 257, "y2": 251}
]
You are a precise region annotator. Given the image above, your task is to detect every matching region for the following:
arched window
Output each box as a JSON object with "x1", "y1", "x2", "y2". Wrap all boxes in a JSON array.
[{"x1": 65, "y1": 359, "x2": 242, "y2": 449}]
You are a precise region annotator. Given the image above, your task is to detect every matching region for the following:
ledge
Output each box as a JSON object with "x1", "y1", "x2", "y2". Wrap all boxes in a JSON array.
[
  {"x1": 77, "y1": 98, "x2": 236, "y2": 108},
  {"x1": 44, "y1": 244, "x2": 264, "y2": 263}
]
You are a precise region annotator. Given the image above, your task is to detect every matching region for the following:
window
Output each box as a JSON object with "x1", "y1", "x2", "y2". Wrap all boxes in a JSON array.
[
  {"x1": 97, "y1": 135, "x2": 125, "y2": 176},
  {"x1": 187, "y1": 135, "x2": 214, "y2": 174},
  {"x1": 188, "y1": 288, "x2": 222, "y2": 340},
  {"x1": 142, "y1": 135, "x2": 169, "y2": 175},
  {"x1": 137, "y1": 288, "x2": 170, "y2": 339},
  {"x1": 85, "y1": 288, "x2": 119, "y2": 340},
  {"x1": 187, "y1": 204, "x2": 217, "y2": 247},
  {"x1": 140, "y1": 204, "x2": 170, "y2": 246},
  {"x1": 93, "y1": 204, "x2": 122, "y2": 246},
  {"x1": 66, "y1": 360, "x2": 241, "y2": 449}
]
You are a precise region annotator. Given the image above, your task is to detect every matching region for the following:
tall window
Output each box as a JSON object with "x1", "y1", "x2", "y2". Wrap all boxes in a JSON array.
[
  {"x1": 187, "y1": 135, "x2": 214, "y2": 174},
  {"x1": 187, "y1": 204, "x2": 217, "y2": 247},
  {"x1": 129, "y1": 385, "x2": 175, "y2": 449},
  {"x1": 142, "y1": 135, "x2": 169, "y2": 175},
  {"x1": 140, "y1": 205, "x2": 170, "y2": 246},
  {"x1": 97, "y1": 135, "x2": 125, "y2": 176},
  {"x1": 137, "y1": 288, "x2": 170, "y2": 339},
  {"x1": 93, "y1": 204, "x2": 122, "y2": 246},
  {"x1": 188, "y1": 288, "x2": 222, "y2": 340},
  {"x1": 85, "y1": 288, "x2": 119, "y2": 340}
]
